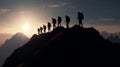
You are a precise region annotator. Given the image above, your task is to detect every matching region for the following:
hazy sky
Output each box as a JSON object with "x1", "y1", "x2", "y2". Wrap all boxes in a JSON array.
[{"x1": 0, "y1": 0, "x2": 120, "y2": 37}]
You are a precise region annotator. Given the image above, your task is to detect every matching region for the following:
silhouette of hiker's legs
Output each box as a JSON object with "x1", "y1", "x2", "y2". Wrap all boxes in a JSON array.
[
  {"x1": 66, "y1": 22, "x2": 69, "y2": 28},
  {"x1": 59, "y1": 22, "x2": 61, "y2": 27},
  {"x1": 40, "y1": 27, "x2": 43, "y2": 34},
  {"x1": 48, "y1": 22, "x2": 51, "y2": 32},
  {"x1": 79, "y1": 20, "x2": 83, "y2": 27},
  {"x1": 44, "y1": 28, "x2": 46, "y2": 33},
  {"x1": 41, "y1": 30, "x2": 42, "y2": 33},
  {"x1": 44, "y1": 29, "x2": 45, "y2": 33},
  {"x1": 58, "y1": 21, "x2": 61, "y2": 27},
  {"x1": 60, "y1": 23, "x2": 61, "y2": 27},
  {"x1": 38, "y1": 28, "x2": 40, "y2": 35},
  {"x1": 48, "y1": 27, "x2": 51, "y2": 32},
  {"x1": 58, "y1": 22, "x2": 59, "y2": 27},
  {"x1": 48, "y1": 28, "x2": 50, "y2": 32},
  {"x1": 43, "y1": 25, "x2": 46, "y2": 33}
]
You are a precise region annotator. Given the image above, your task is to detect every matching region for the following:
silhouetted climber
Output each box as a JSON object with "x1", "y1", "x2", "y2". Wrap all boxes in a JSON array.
[
  {"x1": 43, "y1": 25, "x2": 46, "y2": 33},
  {"x1": 65, "y1": 15, "x2": 70, "y2": 28},
  {"x1": 40, "y1": 27, "x2": 43, "y2": 34},
  {"x1": 52, "y1": 18, "x2": 57, "y2": 29},
  {"x1": 37, "y1": 28, "x2": 40, "y2": 35},
  {"x1": 57, "y1": 16, "x2": 62, "y2": 27},
  {"x1": 48, "y1": 22, "x2": 51, "y2": 32},
  {"x1": 77, "y1": 12, "x2": 84, "y2": 27}
]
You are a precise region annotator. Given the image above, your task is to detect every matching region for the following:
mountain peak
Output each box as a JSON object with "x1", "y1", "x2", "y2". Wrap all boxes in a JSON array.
[
  {"x1": 11, "y1": 32, "x2": 29, "y2": 40},
  {"x1": 0, "y1": 32, "x2": 29, "y2": 67},
  {"x1": 2, "y1": 26, "x2": 120, "y2": 66},
  {"x1": 2, "y1": 32, "x2": 29, "y2": 47}
]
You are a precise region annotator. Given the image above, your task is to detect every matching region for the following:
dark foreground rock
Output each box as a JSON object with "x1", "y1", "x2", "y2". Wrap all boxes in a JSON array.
[{"x1": 2, "y1": 25, "x2": 120, "y2": 67}]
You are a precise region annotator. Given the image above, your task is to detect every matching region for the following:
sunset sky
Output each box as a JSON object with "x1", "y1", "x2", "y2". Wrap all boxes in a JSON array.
[{"x1": 0, "y1": 0, "x2": 120, "y2": 37}]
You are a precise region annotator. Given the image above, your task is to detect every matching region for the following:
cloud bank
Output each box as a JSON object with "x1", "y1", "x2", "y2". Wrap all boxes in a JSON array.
[
  {"x1": 48, "y1": 2, "x2": 67, "y2": 8},
  {"x1": 0, "y1": 8, "x2": 10, "y2": 15},
  {"x1": 99, "y1": 18, "x2": 115, "y2": 22}
]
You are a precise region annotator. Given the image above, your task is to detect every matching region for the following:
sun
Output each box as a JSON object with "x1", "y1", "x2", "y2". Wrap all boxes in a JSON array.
[{"x1": 23, "y1": 23, "x2": 29, "y2": 31}]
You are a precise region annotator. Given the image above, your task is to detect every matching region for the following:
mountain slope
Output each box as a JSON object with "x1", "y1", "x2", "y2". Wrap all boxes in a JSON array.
[
  {"x1": 0, "y1": 33, "x2": 12, "y2": 46},
  {"x1": 2, "y1": 25, "x2": 120, "y2": 67},
  {"x1": 0, "y1": 33, "x2": 29, "y2": 67},
  {"x1": 106, "y1": 35, "x2": 120, "y2": 43}
]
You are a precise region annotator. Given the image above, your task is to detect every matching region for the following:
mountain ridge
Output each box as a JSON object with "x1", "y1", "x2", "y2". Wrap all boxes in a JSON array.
[
  {"x1": 2, "y1": 25, "x2": 120, "y2": 66},
  {"x1": 0, "y1": 32, "x2": 29, "y2": 67},
  {"x1": 0, "y1": 33, "x2": 13, "y2": 46}
]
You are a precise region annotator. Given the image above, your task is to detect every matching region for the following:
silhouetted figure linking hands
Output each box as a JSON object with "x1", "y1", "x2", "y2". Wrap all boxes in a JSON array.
[
  {"x1": 47, "y1": 22, "x2": 51, "y2": 32},
  {"x1": 57, "y1": 16, "x2": 62, "y2": 27},
  {"x1": 52, "y1": 18, "x2": 57, "y2": 29},
  {"x1": 43, "y1": 25, "x2": 46, "y2": 33},
  {"x1": 65, "y1": 15, "x2": 70, "y2": 28},
  {"x1": 77, "y1": 12, "x2": 84, "y2": 27}
]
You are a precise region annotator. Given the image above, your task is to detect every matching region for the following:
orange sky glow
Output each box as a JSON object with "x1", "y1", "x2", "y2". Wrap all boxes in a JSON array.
[{"x1": 0, "y1": 11, "x2": 120, "y2": 38}]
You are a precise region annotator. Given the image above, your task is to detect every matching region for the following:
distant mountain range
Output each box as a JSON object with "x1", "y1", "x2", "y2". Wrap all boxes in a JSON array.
[
  {"x1": 106, "y1": 35, "x2": 120, "y2": 43},
  {"x1": 101, "y1": 31, "x2": 120, "y2": 43},
  {"x1": 2, "y1": 25, "x2": 120, "y2": 66},
  {"x1": 101, "y1": 31, "x2": 120, "y2": 38},
  {"x1": 0, "y1": 33, "x2": 29, "y2": 67},
  {"x1": 0, "y1": 33, "x2": 13, "y2": 46}
]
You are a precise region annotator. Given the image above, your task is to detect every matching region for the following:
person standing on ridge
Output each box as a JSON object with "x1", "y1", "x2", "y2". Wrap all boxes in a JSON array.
[
  {"x1": 48, "y1": 22, "x2": 51, "y2": 32},
  {"x1": 57, "y1": 16, "x2": 62, "y2": 27},
  {"x1": 77, "y1": 12, "x2": 84, "y2": 27},
  {"x1": 43, "y1": 25, "x2": 46, "y2": 33},
  {"x1": 65, "y1": 15, "x2": 70, "y2": 28},
  {"x1": 52, "y1": 18, "x2": 57, "y2": 29},
  {"x1": 37, "y1": 28, "x2": 40, "y2": 35},
  {"x1": 40, "y1": 27, "x2": 43, "y2": 34}
]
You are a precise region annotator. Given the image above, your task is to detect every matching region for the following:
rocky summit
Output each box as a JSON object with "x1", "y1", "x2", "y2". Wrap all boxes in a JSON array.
[{"x1": 2, "y1": 25, "x2": 120, "y2": 67}]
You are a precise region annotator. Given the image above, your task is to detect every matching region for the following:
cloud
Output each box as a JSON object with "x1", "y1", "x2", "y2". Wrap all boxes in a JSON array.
[
  {"x1": 0, "y1": 8, "x2": 10, "y2": 15},
  {"x1": 99, "y1": 18, "x2": 115, "y2": 22},
  {"x1": 48, "y1": 2, "x2": 67, "y2": 8}
]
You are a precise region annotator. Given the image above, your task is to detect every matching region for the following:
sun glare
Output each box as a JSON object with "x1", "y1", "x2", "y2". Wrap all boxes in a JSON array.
[{"x1": 23, "y1": 24, "x2": 29, "y2": 31}]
